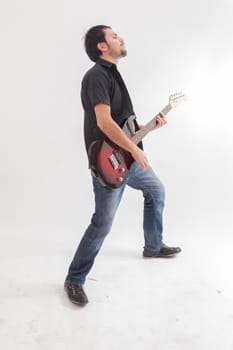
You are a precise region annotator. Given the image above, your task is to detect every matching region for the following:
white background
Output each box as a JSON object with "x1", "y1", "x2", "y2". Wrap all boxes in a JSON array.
[{"x1": 1, "y1": 0, "x2": 233, "y2": 349}]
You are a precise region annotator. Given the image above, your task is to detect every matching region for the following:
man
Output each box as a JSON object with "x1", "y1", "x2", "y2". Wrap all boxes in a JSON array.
[{"x1": 64, "y1": 25, "x2": 181, "y2": 306}]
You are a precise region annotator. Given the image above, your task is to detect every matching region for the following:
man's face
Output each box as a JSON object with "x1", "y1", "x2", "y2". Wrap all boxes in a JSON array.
[{"x1": 101, "y1": 28, "x2": 127, "y2": 59}]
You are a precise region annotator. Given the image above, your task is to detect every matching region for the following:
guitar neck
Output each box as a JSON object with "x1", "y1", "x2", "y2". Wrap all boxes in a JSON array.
[{"x1": 131, "y1": 103, "x2": 173, "y2": 145}]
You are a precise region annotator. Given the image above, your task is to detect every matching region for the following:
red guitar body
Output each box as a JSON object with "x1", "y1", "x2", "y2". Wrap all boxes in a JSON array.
[{"x1": 88, "y1": 120, "x2": 135, "y2": 189}]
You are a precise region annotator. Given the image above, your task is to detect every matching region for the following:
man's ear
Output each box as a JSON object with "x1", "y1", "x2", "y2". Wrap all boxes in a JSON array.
[{"x1": 97, "y1": 42, "x2": 108, "y2": 53}]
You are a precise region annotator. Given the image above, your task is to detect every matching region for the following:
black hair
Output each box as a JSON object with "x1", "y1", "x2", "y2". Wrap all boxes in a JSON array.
[{"x1": 84, "y1": 25, "x2": 111, "y2": 62}]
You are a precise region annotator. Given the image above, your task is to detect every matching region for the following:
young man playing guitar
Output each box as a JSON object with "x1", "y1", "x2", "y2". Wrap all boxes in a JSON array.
[{"x1": 64, "y1": 25, "x2": 182, "y2": 305}]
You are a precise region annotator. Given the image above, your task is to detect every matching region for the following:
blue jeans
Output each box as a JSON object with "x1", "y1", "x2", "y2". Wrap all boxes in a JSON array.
[{"x1": 66, "y1": 162, "x2": 165, "y2": 285}]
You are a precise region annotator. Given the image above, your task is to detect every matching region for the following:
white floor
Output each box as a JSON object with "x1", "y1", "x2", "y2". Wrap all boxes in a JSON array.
[{"x1": 1, "y1": 224, "x2": 233, "y2": 350}]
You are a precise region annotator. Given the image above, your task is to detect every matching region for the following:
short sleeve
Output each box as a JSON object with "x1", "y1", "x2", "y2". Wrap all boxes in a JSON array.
[{"x1": 84, "y1": 70, "x2": 111, "y2": 108}]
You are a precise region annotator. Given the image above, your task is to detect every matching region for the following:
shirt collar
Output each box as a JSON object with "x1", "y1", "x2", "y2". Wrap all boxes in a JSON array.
[{"x1": 96, "y1": 58, "x2": 117, "y2": 70}]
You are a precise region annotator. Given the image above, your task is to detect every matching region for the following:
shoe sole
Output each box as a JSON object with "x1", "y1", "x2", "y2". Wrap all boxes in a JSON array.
[
  {"x1": 143, "y1": 253, "x2": 178, "y2": 258},
  {"x1": 69, "y1": 299, "x2": 88, "y2": 306}
]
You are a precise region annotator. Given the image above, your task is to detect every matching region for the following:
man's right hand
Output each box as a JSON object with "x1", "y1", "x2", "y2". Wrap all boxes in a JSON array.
[{"x1": 131, "y1": 147, "x2": 149, "y2": 170}]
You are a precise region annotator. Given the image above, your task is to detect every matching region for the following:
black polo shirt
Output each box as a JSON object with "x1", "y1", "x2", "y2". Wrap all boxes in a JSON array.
[{"x1": 81, "y1": 58, "x2": 141, "y2": 154}]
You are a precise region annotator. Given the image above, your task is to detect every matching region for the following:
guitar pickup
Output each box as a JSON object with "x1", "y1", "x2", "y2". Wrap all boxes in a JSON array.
[
  {"x1": 113, "y1": 149, "x2": 124, "y2": 164},
  {"x1": 109, "y1": 154, "x2": 119, "y2": 169}
]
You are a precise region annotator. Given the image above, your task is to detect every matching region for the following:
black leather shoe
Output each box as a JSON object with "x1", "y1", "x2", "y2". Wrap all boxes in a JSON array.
[
  {"x1": 64, "y1": 281, "x2": 88, "y2": 305},
  {"x1": 143, "y1": 245, "x2": 182, "y2": 258}
]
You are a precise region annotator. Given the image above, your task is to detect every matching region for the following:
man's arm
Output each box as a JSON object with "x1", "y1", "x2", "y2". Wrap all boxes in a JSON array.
[{"x1": 94, "y1": 103, "x2": 149, "y2": 170}]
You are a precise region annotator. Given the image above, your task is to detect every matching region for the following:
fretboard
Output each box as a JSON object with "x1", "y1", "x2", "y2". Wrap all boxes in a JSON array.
[{"x1": 131, "y1": 103, "x2": 173, "y2": 145}]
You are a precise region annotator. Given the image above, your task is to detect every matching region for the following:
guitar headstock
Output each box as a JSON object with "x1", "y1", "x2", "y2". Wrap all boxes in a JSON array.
[{"x1": 169, "y1": 92, "x2": 186, "y2": 108}]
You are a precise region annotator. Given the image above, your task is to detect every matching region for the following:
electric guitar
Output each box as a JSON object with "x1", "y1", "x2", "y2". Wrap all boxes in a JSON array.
[{"x1": 88, "y1": 92, "x2": 186, "y2": 189}]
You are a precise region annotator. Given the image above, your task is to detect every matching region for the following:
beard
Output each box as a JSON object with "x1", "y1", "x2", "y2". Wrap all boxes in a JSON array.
[
  {"x1": 120, "y1": 47, "x2": 127, "y2": 57},
  {"x1": 105, "y1": 43, "x2": 127, "y2": 60}
]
